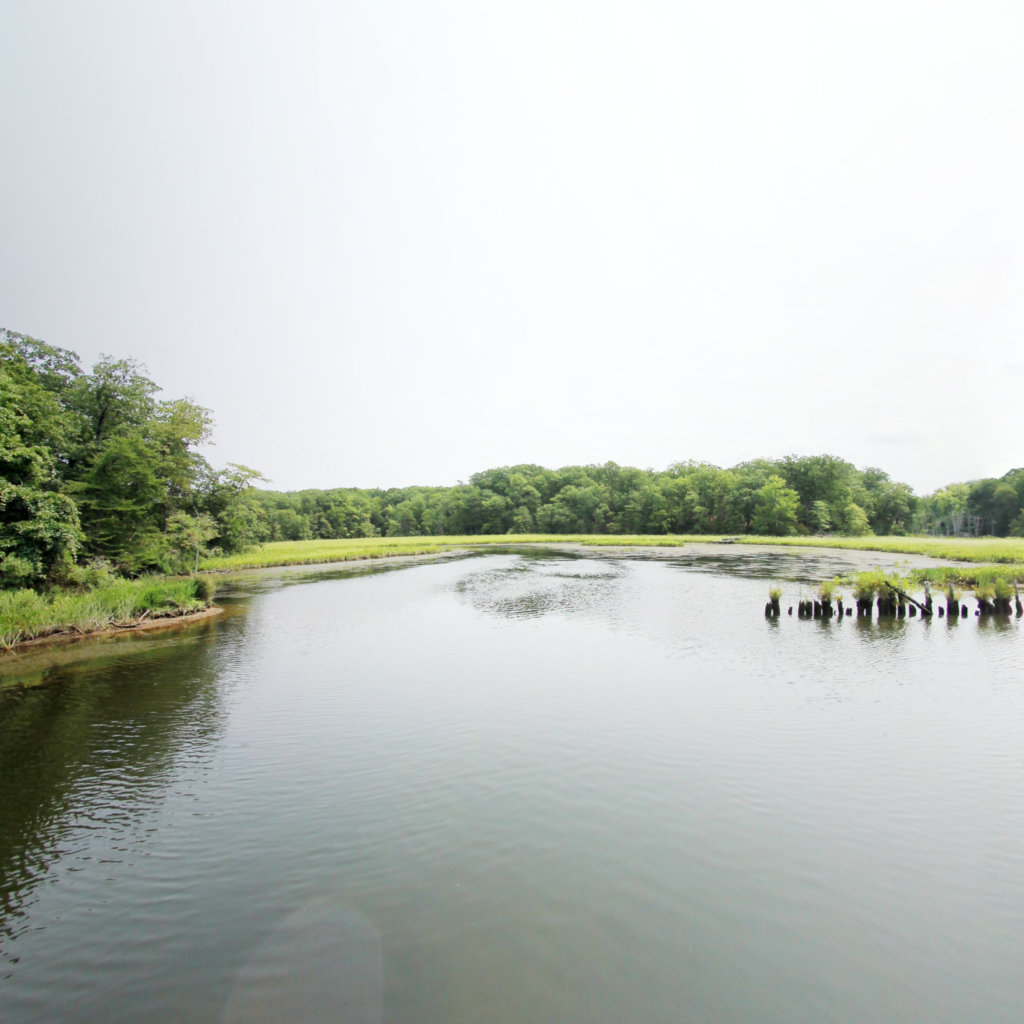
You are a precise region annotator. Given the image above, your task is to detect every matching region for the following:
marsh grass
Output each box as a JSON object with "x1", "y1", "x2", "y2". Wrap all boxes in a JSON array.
[
  {"x1": 199, "y1": 533, "x2": 1024, "y2": 574},
  {"x1": 0, "y1": 577, "x2": 213, "y2": 650},
  {"x1": 852, "y1": 570, "x2": 885, "y2": 602},
  {"x1": 198, "y1": 534, "x2": 703, "y2": 571},
  {"x1": 737, "y1": 534, "x2": 1024, "y2": 565}
]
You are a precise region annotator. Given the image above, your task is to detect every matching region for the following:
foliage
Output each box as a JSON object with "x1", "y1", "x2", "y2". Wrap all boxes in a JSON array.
[
  {"x1": 241, "y1": 455, "x2": 982, "y2": 545},
  {"x1": 0, "y1": 576, "x2": 213, "y2": 649},
  {"x1": 1, "y1": 327, "x2": 264, "y2": 584},
  {"x1": 751, "y1": 476, "x2": 800, "y2": 535},
  {"x1": 166, "y1": 512, "x2": 219, "y2": 573},
  {"x1": 852, "y1": 570, "x2": 885, "y2": 601}
]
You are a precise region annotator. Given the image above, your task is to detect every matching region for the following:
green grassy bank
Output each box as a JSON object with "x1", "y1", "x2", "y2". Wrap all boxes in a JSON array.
[
  {"x1": 199, "y1": 533, "x2": 1024, "y2": 576},
  {"x1": 197, "y1": 534, "x2": 702, "y2": 570},
  {"x1": 0, "y1": 577, "x2": 215, "y2": 650}
]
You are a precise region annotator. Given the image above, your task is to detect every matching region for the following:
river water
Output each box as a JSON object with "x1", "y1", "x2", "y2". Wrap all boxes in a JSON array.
[{"x1": 1, "y1": 547, "x2": 1022, "y2": 1023}]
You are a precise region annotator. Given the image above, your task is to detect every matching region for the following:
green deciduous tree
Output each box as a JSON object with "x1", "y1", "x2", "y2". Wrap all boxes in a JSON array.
[{"x1": 752, "y1": 475, "x2": 800, "y2": 535}]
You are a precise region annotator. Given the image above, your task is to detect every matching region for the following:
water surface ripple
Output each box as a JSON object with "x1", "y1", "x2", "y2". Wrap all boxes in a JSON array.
[{"x1": 1, "y1": 549, "x2": 1022, "y2": 1023}]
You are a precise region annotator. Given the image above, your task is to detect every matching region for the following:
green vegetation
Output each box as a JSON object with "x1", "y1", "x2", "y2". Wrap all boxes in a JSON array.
[
  {"x1": 1, "y1": 328, "x2": 263, "y2": 586},
  {"x1": 246, "y1": 456, "x2": 917, "y2": 542},
  {"x1": 0, "y1": 576, "x2": 214, "y2": 649},
  {"x1": 200, "y1": 534, "x2": 700, "y2": 571},
  {"x1": 739, "y1": 534, "x2": 1024, "y2": 564},
  {"x1": 239, "y1": 458, "x2": 1024, "y2": 551},
  {"x1": 852, "y1": 570, "x2": 884, "y2": 602},
  {"x1": 199, "y1": 533, "x2": 1024, "y2": 578}
]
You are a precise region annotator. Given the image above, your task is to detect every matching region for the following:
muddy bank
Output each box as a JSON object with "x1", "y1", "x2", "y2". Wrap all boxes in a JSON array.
[{"x1": 4, "y1": 606, "x2": 223, "y2": 655}]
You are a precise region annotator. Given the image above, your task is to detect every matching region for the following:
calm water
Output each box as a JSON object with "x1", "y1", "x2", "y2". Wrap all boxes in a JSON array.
[{"x1": 1, "y1": 547, "x2": 1022, "y2": 1023}]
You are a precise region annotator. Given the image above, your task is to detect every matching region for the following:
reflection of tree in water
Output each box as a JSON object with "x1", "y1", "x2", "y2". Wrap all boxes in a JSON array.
[
  {"x1": 454, "y1": 554, "x2": 626, "y2": 620},
  {"x1": 0, "y1": 626, "x2": 232, "y2": 964}
]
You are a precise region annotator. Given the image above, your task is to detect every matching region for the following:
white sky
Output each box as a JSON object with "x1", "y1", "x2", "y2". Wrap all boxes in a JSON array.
[{"x1": 2, "y1": 1, "x2": 1022, "y2": 494}]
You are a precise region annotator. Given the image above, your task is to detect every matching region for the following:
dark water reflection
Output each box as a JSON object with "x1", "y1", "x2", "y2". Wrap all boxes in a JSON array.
[{"x1": 0, "y1": 549, "x2": 1022, "y2": 1023}]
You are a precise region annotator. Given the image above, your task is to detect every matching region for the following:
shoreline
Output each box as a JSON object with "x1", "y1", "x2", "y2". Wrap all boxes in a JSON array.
[
  {"x1": 4, "y1": 605, "x2": 223, "y2": 655},
  {"x1": 201, "y1": 538, "x2": 993, "y2": 581},
  {"x1": 198, "y1": 534, "x2": 1024, "y2": 575}
]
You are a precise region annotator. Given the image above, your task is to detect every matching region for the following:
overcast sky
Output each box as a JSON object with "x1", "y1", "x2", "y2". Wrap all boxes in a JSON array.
[{"x1": 3, "y1": 1, "x2": 1022, "y2": 494}]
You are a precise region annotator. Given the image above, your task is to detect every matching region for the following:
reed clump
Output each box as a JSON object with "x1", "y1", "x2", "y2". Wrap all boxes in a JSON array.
[
  {"x1": 852, "y1": 570, "x2": 884, "y2": 617},
  {"x1": 0, "y1": 577, "x2": 214, "y2": 650}
]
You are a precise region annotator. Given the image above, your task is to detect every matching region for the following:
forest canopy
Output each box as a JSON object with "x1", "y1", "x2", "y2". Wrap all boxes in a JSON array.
[
  {"x1": 4, "y1": 326, "x2": 1024, "y2": 590},
  {"x1": 250, "y1": 459, "x2": 1024, "y2": 546},
  {"x1": 1, "y1": 329, "x2": 263, "y2": 587}
]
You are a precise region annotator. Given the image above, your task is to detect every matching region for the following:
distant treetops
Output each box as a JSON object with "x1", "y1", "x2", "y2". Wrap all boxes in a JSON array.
[{"x1": 250, "y1": 459, "x2": 1024, "y2": 546}]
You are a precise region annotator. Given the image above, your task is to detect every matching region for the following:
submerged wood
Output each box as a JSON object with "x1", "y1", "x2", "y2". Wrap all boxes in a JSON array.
[{"x1": 884, "y1": 581, "x2": 931, "y2": 617}]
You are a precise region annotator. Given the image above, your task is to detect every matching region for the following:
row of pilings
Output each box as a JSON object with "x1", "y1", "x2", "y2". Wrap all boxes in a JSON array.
[{"x1": 765, "y1": 586, "x2": 1024, "y2": 620}]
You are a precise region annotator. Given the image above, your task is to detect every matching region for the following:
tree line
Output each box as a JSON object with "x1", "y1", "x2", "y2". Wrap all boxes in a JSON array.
[{"x1": 252, "y1": 460, "x2": 1024, "y2": 544}]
